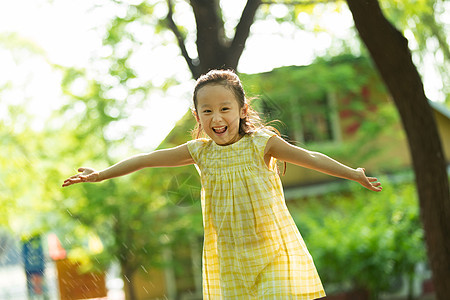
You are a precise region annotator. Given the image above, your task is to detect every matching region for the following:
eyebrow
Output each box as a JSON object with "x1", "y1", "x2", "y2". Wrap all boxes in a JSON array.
[{"x1": 200, "y1": 101, "x2": 232, "y2": 109}]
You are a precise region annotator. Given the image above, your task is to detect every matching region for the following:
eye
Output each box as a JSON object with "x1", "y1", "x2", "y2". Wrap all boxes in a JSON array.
[
  {"x1": 203, "y1": 109, "x2": 212, "y2": 113},
  {"x1": 221, "y1": 107, "x2": 230, "y2": 112}
]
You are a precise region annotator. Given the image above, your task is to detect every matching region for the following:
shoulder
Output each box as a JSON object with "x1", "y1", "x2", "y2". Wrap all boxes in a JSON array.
[
  {"x1": 187, "y1": 137, "x2": 210, "y2": 146},
  {"x1": 187, "y1": 138, "x2": 212, "y2": 152},
  {"x1": 248, "y1": 128, "x2": 278, "y2": 146},
  {"x1": 264, "y1": 134, "x2": 287, "y2": 156},
  {"x1": 251, "y1": 128, "x2": 278, "y2": 139},
  {"x1": 187, "y1": 138, "x2": 212, "y2": 162},
  {"x1": 247, "y1": 128, "x2": 279, "y2": 155}
]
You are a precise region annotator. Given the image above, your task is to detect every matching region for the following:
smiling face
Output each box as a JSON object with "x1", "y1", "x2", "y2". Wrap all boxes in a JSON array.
[{"x1": 195, "y1": 84, "x2": 247, "y2": 146}]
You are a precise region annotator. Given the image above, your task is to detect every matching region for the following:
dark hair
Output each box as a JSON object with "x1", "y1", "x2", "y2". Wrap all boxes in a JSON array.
[{"x1": 192, "y1": 69, "x2": 272, "y2": 139}]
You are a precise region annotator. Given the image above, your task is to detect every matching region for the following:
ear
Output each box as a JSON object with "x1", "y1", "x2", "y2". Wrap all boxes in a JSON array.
[{"x1": 240, "y1": 103, "x2": 248, "y2": 119}]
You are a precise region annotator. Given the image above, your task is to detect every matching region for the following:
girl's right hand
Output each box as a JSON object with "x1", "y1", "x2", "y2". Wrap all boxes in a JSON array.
[
  {"x1": 62, "y1": 167, "x2": 101, "y2": 187},
  {"x1": 355, "y1": 167, "x2": 382, "y2": 192}
]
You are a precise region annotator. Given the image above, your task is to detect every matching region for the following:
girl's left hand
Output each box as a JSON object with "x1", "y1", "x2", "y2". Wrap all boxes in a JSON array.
[
  {"x1": 356, "y1": 168, "x2": 382, "y2": 192},
  {"x1": 62, "y1": 167, "x2": 100, "y2": 187}
]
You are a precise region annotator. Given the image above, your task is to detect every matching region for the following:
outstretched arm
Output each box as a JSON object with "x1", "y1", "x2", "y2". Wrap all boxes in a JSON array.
[
  {"x1": 62, "y1": 143, "x2": 194, "y2": 187},
  {"x1": 265, "y1": 135, "x2": 382, "y2": 192}
]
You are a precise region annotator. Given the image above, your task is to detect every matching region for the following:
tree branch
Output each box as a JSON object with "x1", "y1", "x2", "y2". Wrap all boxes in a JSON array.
[
  {"x1": 165, "y1": 0, "x2": 200, "y2": 78},
  {"x1": 228, "y1": 0, "x2": 263, "y2": 68}
]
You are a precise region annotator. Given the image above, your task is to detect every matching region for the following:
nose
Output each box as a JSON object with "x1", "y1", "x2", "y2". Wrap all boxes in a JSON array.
[{"x1": 211, "y1": 112, "x2": 223, "y2": 123}]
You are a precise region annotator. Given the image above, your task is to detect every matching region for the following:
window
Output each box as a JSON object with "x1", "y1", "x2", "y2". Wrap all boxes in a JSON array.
[{"x1": 261, "y1": 92, "x2": 341, "y2": 144}]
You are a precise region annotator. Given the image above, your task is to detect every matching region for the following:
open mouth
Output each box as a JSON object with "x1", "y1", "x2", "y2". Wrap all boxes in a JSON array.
[{"x1": 212, "y1": 126, "x2": 227, "y2": 134}]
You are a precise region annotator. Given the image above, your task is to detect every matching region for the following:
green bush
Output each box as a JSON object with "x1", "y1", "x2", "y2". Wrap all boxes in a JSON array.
[{"x1": 290, "y1": 180, "x2": 426, "y2": 298}]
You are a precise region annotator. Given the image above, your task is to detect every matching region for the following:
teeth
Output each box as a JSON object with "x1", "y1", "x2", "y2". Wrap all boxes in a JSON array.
[{"x1": 213, "y1": 126, "x2": 227, "y2": 133}]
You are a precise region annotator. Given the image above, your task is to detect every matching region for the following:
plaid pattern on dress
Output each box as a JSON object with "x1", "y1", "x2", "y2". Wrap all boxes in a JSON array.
[{"x1": 187, "y1": 129, "x2": 325, "y2": 299}]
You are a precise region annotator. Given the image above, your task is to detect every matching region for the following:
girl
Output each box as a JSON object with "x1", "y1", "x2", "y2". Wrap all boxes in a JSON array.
[{"x1": 63, "y1": 69, "x2": 382, "y2": 299}]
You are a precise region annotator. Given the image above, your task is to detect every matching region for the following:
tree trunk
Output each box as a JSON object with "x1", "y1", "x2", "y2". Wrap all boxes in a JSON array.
[
  {"x1": 346, "y1": 0, "x2": 450, "y2": 298},
  {"x1": 167, "y1": 0, "x2": 261, "y2": 78},
  {"x1": 121, "y1": 259, "x2": 137, "y2": 300},
  {"x1": 114, "y1": 210, "x2": 137, "y2": 300},
  {"x1": 190, "y1": 0, "x2": 228, "y2": 74}
]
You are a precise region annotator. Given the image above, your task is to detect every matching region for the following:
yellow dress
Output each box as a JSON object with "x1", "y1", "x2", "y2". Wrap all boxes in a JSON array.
[{"x1": 187, "y1": 129, "x2": 325, "y2": 299}]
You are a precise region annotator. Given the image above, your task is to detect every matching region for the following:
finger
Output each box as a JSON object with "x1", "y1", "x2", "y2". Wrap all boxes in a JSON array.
[
  {"x1": 372, "y1": 184, "x2": 383, "y2": 191},
  {"x1": 62, "y1": 179, "x2": 76, "y2": 187},
  {"x1": 63, "y1": 180, "x2": 76, "y2": 187},
  {"x1": 63, "y1": 174, "x2": 86, "y2": 187},
  {"x1": 66, "y1": 174, "x2": 82, "y2": 182},
  {"x1": 66, "y1": 178, "x2": 80, "y2": 185},
  {"x1": 71, "y1": 176, "x2": 85, "y2": 183},
  {"x1": 78, "y1": 167, "x2": 86, "y2": 173},
  {"x1": 63, "y1": 178, "x2": 75, "y2": 185},
  {"x1": 79, "y1": 175, "x2": 89, "y2": 181}
]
